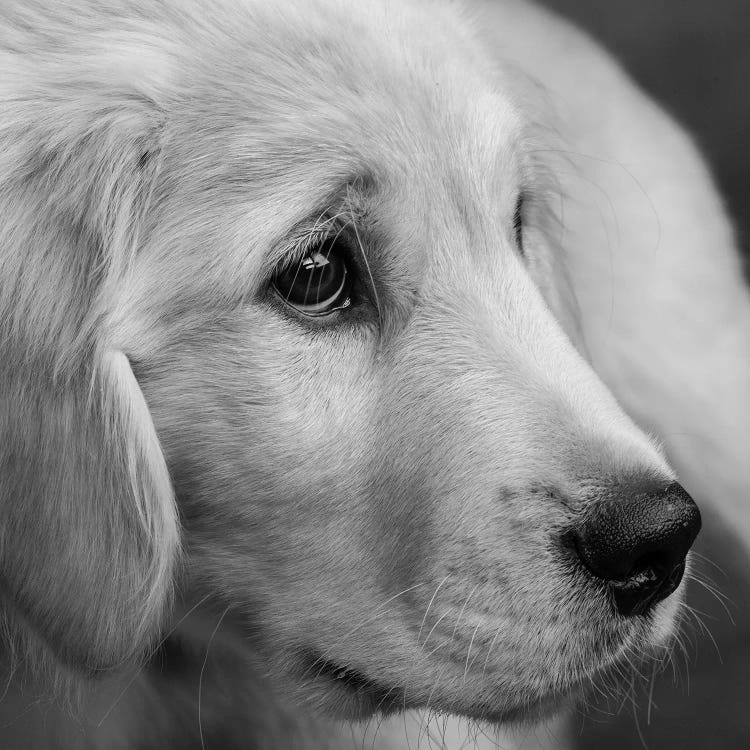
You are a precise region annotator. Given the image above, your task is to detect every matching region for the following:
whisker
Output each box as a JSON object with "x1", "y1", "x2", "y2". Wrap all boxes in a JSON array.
[
  {"x1": 681, "y1": 603, "x2": 722, "y2": 661},
  {"x1": 417, "y1": 576, "x2": 449, "y2": 647},
  {"x1": 480, "y1": 623, "x2": 503, "y2": 681},
  {"x1": 419, "y1": 611, "x2": 451, "y2": 658},
  {"x1": 345, "y1": 184, "x2": 381, "y2": 328},
  {"x1": 450, "y1": 585, "x2": 478, "y2": 644},
  {"x1": 462, "y1": 621, "x2": 481, "y2": 684},
  {"x1": 95, "y1": 592, "x2": 214, "y2": 727},
  {"x1": 303, "y1": 582, "x2": 425, "y2": 681},
  {"x1": 685, "y1": 571, "x2": 735, "y2": 622},
  {"x1": 198, "y1": 606, "x2": 230, "y2": 750},
  {"x1": 689, "y1": 550, "x2": 728, "y2": 577}
]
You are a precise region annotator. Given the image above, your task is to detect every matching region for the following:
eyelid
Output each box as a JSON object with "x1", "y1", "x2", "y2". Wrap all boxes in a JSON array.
[
  {"x1": 288, "y1": 226, "x2": 338, "y2": 265},
  {"x1": 274, "y1": 218, "x2": 349, "y2": 277}
]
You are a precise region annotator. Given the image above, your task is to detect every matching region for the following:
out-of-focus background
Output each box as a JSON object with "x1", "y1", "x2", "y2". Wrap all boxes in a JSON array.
[{"x1": 536, "y1": 2, "x2": 750, "y2": 747}]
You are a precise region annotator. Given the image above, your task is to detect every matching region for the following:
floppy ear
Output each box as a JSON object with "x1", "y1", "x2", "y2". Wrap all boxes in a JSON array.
[{"x1": 0, "y1": 59, "x2": 179, "y2": 674}]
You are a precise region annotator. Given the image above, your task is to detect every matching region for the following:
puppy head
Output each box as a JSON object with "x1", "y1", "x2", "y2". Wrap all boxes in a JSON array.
[{"x1": 0, "y1": 0, "x2": 699, "y2": 724}]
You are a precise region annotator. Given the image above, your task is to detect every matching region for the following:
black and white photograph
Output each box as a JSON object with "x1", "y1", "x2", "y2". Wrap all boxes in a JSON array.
[{"x1": 1, "y1": 1, "x2": 748, "y2": 748}]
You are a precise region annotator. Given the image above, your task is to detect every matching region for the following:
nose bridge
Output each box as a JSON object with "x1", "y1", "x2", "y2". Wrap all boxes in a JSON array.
[
  {"x1": 397, "y1": 249, "x2": 671, "y2": 482},
  {"x1": 420, "y1": 251, "x2": 603, "y2": 409}
]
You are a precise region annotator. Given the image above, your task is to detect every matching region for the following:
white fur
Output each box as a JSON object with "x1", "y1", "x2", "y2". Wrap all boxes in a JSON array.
[{"x1": 0, "y1": 1, "x2": 747, "y2": 748}]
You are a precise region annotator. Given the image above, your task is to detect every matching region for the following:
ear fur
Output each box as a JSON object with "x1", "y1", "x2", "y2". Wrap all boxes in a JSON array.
[
  {"x1": 0, "y1": 28, "x2": 179, "y2": 676},
  {"x1": 0, "y1": 355, "x2": 179, "y2": 674}
]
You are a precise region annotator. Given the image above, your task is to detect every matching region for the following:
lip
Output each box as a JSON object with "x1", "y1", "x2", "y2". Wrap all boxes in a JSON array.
[
  {"x1": 302, "y1": 651, "x2": 586, "y2": 725},
  {"x1": 298, "y1": 598, "x2": 656, "y2": 723}
]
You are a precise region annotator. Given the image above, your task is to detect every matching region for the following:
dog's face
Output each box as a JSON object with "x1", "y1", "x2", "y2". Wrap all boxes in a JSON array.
[{"x1": 0, "y1": 0, "x2": 698, "y2": 726}]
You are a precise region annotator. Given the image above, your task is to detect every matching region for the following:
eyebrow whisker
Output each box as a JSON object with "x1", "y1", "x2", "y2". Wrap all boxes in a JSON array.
[{"x1": 346, "y1": 184, "x2": 381, "y2": 330}]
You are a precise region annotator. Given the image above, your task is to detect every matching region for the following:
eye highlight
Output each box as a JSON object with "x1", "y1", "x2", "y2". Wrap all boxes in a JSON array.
[
  {"x1": 272, "y1": 237, "x2": 353, "y2": 317},
  {"x1": 513, "y1": 193, "x2": 524, "y2": 255}
]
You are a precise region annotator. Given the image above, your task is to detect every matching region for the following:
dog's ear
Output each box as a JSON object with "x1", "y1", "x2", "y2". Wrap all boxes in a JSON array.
[
  {"x1": 0, "y1": 58, "x2": 179, "y2": 675},
  {"x1": 0, "y1": 354, "x2": 180, "y2": 674}
]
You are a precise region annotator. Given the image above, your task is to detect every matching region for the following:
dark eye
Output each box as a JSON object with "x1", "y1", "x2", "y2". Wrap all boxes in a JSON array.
[
  {"x1": 272, "y1": 237, "x2": 352, "y2": 316},
  {"x1": 513, "y1": 193, "x2": 524, "y2": 254}
]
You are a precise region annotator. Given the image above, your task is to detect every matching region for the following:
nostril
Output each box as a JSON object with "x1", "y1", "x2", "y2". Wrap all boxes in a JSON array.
[{"x1": 571, "y1": 482, "x2": 701, "y2": 616}]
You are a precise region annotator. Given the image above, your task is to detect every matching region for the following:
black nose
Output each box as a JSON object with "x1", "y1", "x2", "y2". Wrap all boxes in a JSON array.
[{"x1": 572, "y1": 482, "x2": 701, "y2": 616}]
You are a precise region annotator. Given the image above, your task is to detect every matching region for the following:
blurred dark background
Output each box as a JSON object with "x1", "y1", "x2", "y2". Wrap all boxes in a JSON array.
[{"x1": 537, "y1": 1, "x2": 750, "y2": 747}]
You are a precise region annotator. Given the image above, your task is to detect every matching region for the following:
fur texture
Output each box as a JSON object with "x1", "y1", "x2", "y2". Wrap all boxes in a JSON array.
[{"x1": 0, "y1": 0, "x2": 747, "y2": 748}]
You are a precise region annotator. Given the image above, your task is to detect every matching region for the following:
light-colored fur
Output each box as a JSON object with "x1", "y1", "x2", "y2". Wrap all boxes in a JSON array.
[{"x1": 0, "y1": 0, "x2": 747, "y2": 748}]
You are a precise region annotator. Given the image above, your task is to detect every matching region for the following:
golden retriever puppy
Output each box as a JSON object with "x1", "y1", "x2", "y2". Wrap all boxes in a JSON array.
[{"x1": 0, "y1": 0, "x2": 747, "y2": 748}]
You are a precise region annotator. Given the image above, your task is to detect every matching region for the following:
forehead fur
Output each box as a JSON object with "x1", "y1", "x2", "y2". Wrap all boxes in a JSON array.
[
  {"x1": 2, "y1": 0, "x2": 525, "y2": 199},
  {"x1": 1, "y1": 0, "x2": 532, "y2": 358}
]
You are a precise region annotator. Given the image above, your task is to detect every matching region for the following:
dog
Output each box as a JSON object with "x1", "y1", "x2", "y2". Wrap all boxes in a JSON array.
[{"x1": 1, "y1": 0, "x2": 748, "y2": 748}]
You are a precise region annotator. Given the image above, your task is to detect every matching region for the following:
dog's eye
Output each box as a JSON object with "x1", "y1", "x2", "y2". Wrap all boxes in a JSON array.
[
  {"x1": 513, "y1": 193, "x2": 524, "y2": 255},
  {"x1": 272, "y1": 238, "x2": 352, "y2": 316}
]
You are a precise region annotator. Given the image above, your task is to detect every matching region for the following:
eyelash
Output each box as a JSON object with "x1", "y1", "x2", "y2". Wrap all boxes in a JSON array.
[{"x1": 513, "y1": 193, "x2": 525, "y2": 255}]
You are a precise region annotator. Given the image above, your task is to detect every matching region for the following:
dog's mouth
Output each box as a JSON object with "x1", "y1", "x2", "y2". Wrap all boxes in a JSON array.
[
  {"x1": 296, "y1": 621, "x2": 659, "y2": 724},
  {"x1": 293, "y1": 576, "x2": 672, "y2": 723},
  {"x1": 301, "y1": 651, "x2": 583, "y2": 724},
  {"x1": 301, "y1": 650, "x2": 405, "y2": 715}
]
